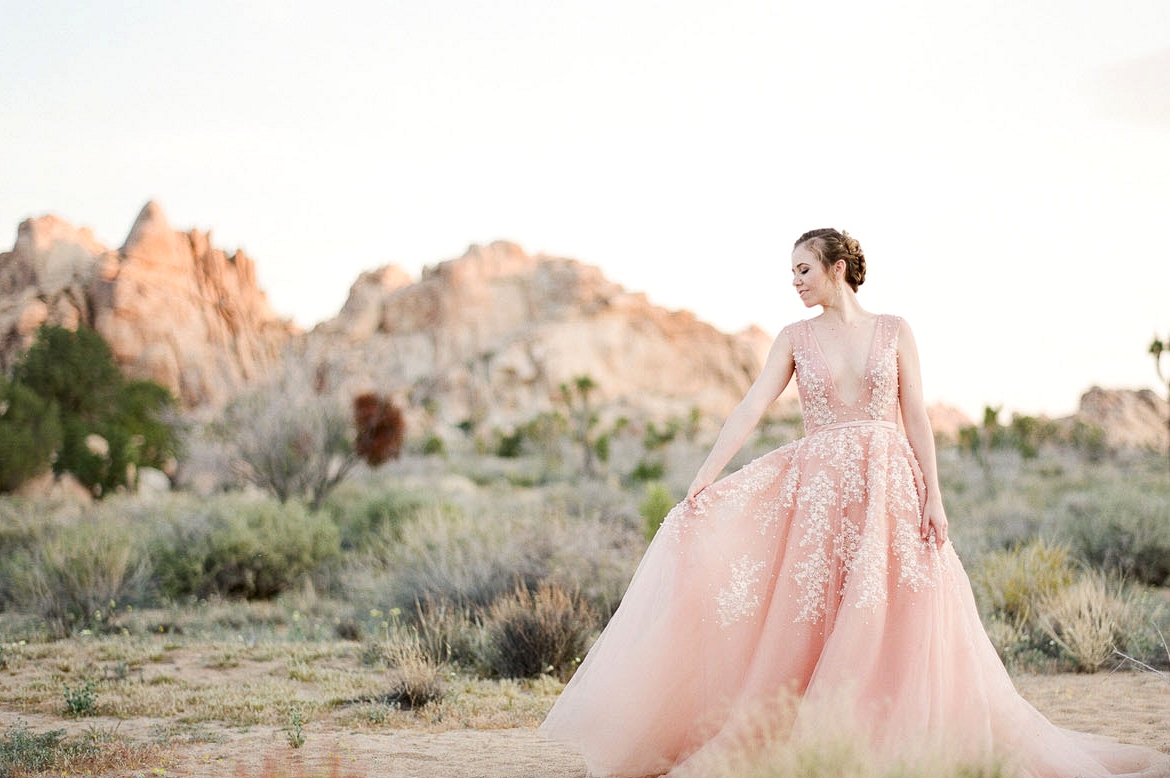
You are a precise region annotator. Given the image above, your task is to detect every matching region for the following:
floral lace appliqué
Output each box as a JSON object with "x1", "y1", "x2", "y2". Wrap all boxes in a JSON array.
[{"x1": 716, "y1": 554, "x2": 767, "y2": 627}]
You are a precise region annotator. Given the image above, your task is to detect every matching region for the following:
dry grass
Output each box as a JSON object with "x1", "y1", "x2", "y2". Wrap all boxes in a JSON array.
[
  {"x1": 1035, "y1": 570, "x2": 1141, "y2": 672},
  {"x1": 0, "y1": 623, "x2": 562, "y2": 734},
  {"x1": 970, "y1": 537, "x2": 1074, "y2": 624},
  {"x1": 484, "y1": 580, "x2": 597, "y2": 680}
]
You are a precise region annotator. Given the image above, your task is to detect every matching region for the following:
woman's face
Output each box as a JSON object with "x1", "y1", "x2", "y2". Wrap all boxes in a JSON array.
[{"x1": 791, "y1": 245, "x2": 839, "y2": 308}]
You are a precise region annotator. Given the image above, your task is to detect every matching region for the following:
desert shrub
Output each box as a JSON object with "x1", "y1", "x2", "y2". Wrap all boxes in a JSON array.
[
  {"x1": 411, "y1": 596, "x2": 486, "y2": 670},
  {"x1": 1049, "y1": 486, "x2": 1170, "y2": 586},
  {"x1": 970, "y1": 538, "x2": 1074, "y2": 624},
  {"x1": 223, "y1": 370, "x2": 403, "y2": 509},
  {"x1": 359, "y1": 504, "x2": 553, "y2": 612},
  {"x1": 628, "y1": 457, "x2": 666, "y2": 483},
  {"x1": 0, "y1": 722, "x2": 96, "y2": 776},
  {"x1": 352, "y1": 392, "x2": 405, "y2": 466},
  {"x1": 62, "y1": 679, "x2": 98, "y2": 716},
  {"x1": 643, "y1": 419, "x2": 680, "y2": 450},
  {"x1": 223, "y1": 383, "x2": 354, "y2": 509},
  {"x1": 1034, "y1": 570, "x2": 1139, "y2": 672},
  {"x1": 2, "y1": 509, "x2": 151, "y2": 637},
  {"x1": 421, "y1": 435, "x2": 446, "y2": 456},
  {"x1": 322, "y1": 486, "x2": 427, "y2": 554},
  {"x1": 149, "y1": 493, "x2": 340, "y2": 601},
  {"x1": 361, "y1": 627, "x2": 445, "y2": 709},
  {"x1": 483, "y1": 580, "x2": 596, "y2": 679},
  {"x1": 495, "y1": 428, "x2": 524, "y2": 458},
  {"x1": 640, "y1": 481, "x2": 676, "y2": 541},
  {"x1": 518, "y1": 411, "x2": 569, "y2": 465},
  {"x1": 0, "y1": 720, "x2": 163, "y2": 778},
  {"x1": 1067, "y1": 419, "x2": 1107, "y2": 462}
]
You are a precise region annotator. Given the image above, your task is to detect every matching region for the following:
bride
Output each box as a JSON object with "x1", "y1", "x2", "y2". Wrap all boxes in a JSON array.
[{"x1": 538, "y1": 228, "x2": 1170, "y2": 777}]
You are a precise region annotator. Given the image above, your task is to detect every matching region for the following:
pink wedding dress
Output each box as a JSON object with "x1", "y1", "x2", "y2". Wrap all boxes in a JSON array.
[{"x1": 539, "y1": 314, "x2": 1169, "y2": 778}]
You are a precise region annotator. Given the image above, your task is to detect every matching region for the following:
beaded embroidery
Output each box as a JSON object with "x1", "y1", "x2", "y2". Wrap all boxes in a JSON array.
[{"x1": 716, "y1": 554, "x2": 767, "y2": 627}]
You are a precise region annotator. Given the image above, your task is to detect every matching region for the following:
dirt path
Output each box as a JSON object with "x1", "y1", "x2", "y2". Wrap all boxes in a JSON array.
[{"x1": 3, "y1": 671, "x2": 1167, "y2": 777}]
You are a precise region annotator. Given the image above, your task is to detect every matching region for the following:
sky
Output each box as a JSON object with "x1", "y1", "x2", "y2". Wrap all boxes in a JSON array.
[{"x1": 2, "y1": 0, "x2": 1168, "y2": 420}]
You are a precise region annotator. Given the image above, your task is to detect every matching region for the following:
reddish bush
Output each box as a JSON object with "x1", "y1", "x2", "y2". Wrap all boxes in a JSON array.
[{"x1": 353, "y1": 393, "x2": 406, "y2": 466}]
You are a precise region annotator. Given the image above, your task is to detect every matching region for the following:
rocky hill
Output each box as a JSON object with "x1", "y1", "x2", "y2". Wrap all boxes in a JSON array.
[
  {"x1": 2, "y1": 204, "x2": 1165, "y2": 454},
  {"x1": 0, "y1": 203, "x2": 296, "y2": 406},
  {"x1": 300, "y1": 240, "x2": 774, "y2": 431}
]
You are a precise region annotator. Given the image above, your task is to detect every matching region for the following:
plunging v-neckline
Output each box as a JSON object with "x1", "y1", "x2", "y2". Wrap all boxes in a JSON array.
[{"x1": 805, "y1": 315, "x2": 882, "y2": 410}]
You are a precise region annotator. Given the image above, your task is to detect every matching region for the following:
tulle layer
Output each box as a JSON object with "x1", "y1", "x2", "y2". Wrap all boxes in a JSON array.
[{"x1": 538, "y1": 426, "x2": 1170, "y2": 778}]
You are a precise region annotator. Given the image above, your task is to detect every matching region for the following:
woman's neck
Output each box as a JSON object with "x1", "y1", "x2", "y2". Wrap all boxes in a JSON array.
[{"x1": 818, "y1": 289, "x2": 868, "y2": 325}]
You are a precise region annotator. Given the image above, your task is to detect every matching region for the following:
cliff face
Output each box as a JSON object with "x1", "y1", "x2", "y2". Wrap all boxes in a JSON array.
[
  {"x1": 303, "y1": 240, "x2": 774, "y2": 429},
  {"x1": 0, "y1": 202, "x2": 296, "y2": 406}
]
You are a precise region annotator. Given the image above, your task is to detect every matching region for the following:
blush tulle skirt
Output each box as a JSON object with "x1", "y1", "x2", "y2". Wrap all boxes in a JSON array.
[{"x1": 538, "y1": 428, "x2": 1170, "y2": 777}]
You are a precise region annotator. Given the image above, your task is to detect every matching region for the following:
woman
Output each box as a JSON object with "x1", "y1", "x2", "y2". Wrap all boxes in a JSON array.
[{"x1": 539, "y1": 229, "x2": 1169, "y2": 777}]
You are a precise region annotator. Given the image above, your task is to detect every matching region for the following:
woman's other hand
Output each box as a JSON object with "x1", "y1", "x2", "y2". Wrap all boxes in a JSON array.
[{"x1": 921, "y1": 496, "x2": 949, "y2": 548}]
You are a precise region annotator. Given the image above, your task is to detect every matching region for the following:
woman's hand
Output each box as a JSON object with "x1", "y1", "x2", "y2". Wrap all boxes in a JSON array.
[
  {"x1": 686, "y1": 474, "x2": 712, "y2": 508},
  {"x1": 921, "y1": 496, "x2": 949, "y2": 549}
]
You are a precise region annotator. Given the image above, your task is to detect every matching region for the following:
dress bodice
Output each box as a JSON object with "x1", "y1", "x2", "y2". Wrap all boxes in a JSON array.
[{"x1": 785, "y1": 314, "x2": 901, "y2": 434}]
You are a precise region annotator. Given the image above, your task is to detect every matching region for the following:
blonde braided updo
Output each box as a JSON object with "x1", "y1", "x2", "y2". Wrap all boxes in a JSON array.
[{"x1": 794, "y1": 228, "x2": 866, "y2": 292}]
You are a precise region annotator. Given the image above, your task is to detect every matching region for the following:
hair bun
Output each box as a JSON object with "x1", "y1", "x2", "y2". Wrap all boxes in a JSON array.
[{"x1": 794, "y1": 228, "x2": 866, "y2": 291}]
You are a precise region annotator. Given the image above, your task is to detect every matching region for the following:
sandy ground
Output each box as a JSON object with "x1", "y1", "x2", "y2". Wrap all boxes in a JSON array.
[{"x1": 2, "y1": 671, "x2": 1168, "y2": 777}]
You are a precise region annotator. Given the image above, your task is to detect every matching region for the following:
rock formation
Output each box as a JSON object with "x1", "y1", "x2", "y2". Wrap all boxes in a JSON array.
[
  {"x1": 1071, "y1": 386, "x2": 1168, "y2": 452},
  {"x1": 302, "y1": 240, "x2": 773, "y2": 431},
  {"x1": 0, "y1": 202, "x2": 296, "y2": 406},
  {"x1": 3, "y1": 205, "x2": 1163, "y2": 456}
]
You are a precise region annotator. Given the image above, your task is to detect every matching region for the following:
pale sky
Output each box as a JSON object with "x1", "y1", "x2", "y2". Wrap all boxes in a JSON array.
[{"x1": 2, "y1": 0, "x2": 1168, "y2": 419}]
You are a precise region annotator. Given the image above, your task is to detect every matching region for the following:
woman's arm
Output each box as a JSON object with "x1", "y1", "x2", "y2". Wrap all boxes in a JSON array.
[
  {"x1": 896, "y1": 318, "x2": 949, "y2": 547},
  {"x1": 686, "y1": 329, "x2": 796, "y2": 505}
]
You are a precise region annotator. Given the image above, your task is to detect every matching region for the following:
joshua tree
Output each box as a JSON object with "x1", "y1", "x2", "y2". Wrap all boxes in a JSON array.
[
  {"x1": 560, "y1": 374, "x2": 600, "y2": 477},
  {"x1": 1151, "y1": 334, "x2": 1170, "y2": 474}
]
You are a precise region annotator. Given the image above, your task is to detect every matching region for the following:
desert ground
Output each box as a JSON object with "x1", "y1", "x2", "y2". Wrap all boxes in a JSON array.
[{"x1": 2, "y1": 648, "x2": 1168, "y2": 777}]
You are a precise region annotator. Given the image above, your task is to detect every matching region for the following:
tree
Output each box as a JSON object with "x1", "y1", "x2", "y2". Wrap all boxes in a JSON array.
[
  {"x1": 0, "y1": 377, "x2": 63, "y2": 492},
  {"x1": 559, "y1": 375, "x2": 600, "y2": 477},
  {"x1": 227, "y1": 376, "x2": 405, "y2": 509},
  {"x1": 2, "y1": 325, "x2": 178, "y2": 496},
  {"x1": 1151, "y1": 334, "x2": 1170, "y2": 474}
]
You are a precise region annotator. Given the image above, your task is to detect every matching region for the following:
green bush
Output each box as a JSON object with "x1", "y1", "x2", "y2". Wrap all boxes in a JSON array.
[
  {"x1": 150, "y1": 494, "x2": 341, "y2": 601},
  {"x1": 640, "y1": 481, "x2": 676, "y2": 541},
  {"x1": 483, "y1": 580, "x2": 596, "y2": 679}
]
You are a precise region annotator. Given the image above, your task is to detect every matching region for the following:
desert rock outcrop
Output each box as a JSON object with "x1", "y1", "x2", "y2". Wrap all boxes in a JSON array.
[
  {"x1": 302, "y1": 240, "x2": 775, "y2": 430},
  {"x1": 1072, "y1": 386, "x2": 1168, "y2": 452},
  {"x1": 0, "y1": 202, "x2": 296, "y2": 406}
]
